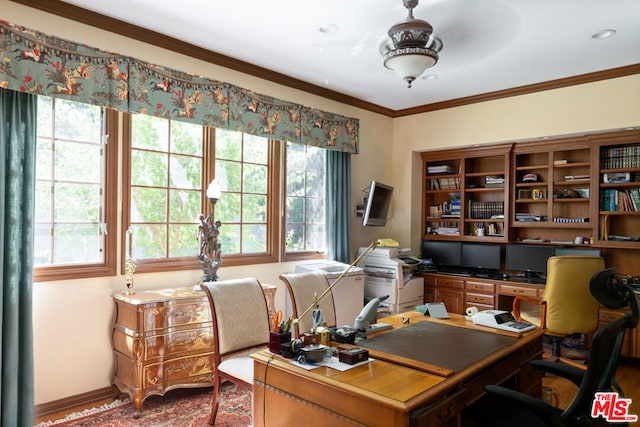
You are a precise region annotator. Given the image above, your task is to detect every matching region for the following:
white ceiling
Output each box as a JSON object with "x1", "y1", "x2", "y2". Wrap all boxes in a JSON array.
[{"x1": 59, "y1": 0, "x2": 640, "y2": 112}]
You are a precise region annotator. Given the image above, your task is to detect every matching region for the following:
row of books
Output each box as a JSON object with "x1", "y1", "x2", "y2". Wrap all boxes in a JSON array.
[
  {"x1": 553, "y1": 217, "x2": 589, "y2": 223},
  {"x1": 429, "y1": 177, "x2": 460, "y2": 190},
  {"x1": 601, "y1": 188, "x2": 640, "y2": 212},
  {"x1": 467, "y1": 200, "x2": 504, "y2": 219},
  {"x1": 600, "y1": 145, "x2": 640, "y2": 169},
  {"x1": 428, "y1": 199, "x2": 461, "y2": 218}
]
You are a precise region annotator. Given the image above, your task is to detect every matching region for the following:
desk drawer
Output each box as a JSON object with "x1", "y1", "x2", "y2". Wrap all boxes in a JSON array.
[
  {"x1": 465, "y1": 292, "x2": 494, "y2": 306},
  {"x1": 436, "y1": 278, "x2": 464, "y2": 290},
  {"x1": 498, "y1": 284, "x2": 538, "y2": 298},
  {"x1": 465, "y1": 281, "x2": 495, "y2": 294},
  {"x1": 411, "y1": 388, "x2": 465, "y2": 427}
]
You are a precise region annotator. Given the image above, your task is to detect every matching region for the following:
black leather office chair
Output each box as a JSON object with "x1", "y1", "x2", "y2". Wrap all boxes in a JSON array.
[{"x1": 481, "y1": 268, "x2": 639, "y2": 427}]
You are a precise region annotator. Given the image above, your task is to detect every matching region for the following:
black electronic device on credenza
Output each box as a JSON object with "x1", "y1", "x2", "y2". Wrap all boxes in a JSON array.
[
  {"x1": 362, "y1": 180, "x2": 394, "y2": 227},
  {"x1": 461, "y1": 243, "x2": 501, "y2": 277},
  {"x1": 505, "y1": 244, "x2": 554, "y2": 282}
]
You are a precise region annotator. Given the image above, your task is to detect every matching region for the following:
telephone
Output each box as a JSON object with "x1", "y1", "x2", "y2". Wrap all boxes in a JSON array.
[{"x1": 471, "y1": 309, "x2": 536, "y2": 333}]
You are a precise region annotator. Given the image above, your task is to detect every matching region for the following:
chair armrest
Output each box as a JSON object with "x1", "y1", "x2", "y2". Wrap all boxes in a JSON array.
[
  {"x1": 513, "y1": 296, "x2": 547, "y2": 327},
  {"x1": 530, "y1": 359, "x2": 585, "y2": 387},
  {"x1": 484, "y1": 385, "x2": 565, "y2": 427}
]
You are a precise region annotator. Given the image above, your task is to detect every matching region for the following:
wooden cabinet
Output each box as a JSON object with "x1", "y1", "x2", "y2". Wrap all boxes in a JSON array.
[
  {"x1": 420, "y1": 129, "x2": 640, "y2": 277},
  {"x1": 421, "y1": 144, "x2": 510, "y2": 241},
  {"x1": 112, "y1": 285, "x2": 277, "y2": 416}
]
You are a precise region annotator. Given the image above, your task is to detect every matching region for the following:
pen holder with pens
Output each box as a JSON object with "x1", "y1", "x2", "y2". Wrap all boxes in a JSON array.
[{"x1": 269, "y1": 331, "x2": 291, "y2": 354}]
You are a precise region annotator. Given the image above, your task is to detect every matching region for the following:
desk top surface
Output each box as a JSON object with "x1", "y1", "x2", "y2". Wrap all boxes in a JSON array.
[{"x1": 252, "y1": 311, "x2": 543, "y2": 409}]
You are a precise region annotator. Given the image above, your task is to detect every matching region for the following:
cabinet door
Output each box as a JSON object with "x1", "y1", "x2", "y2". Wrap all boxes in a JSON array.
[
  {"x1": 435, "y1": 288, "x2": 464, "y2": 314},
  {"x1": 599, "y1": 308, "x2": 633, "y2": 357}
]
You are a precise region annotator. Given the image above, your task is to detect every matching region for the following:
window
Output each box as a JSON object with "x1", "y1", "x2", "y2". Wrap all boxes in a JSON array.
[
  {"x1": 284, "y1": 142, "x2": 326, "y2": 259},
  {"x1": 34, "y1": 97, "x2": 117, "y2": 281},
  {"x1": 214, "y1": 129, "x2": 271, "y2": 256},
  {"x1": 125, "y1": 113, "x2": 204, "y2": 271}
]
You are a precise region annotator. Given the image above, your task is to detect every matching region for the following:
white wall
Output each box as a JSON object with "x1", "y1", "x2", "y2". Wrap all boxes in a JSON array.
[{"x1": 3, "y1": 0, "x2": 640, "y2": 406}]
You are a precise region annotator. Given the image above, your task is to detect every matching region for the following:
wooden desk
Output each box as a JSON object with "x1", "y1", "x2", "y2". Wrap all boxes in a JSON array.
[{"x1": 252, "y1": 311, "x2": 543, "y2": 427}]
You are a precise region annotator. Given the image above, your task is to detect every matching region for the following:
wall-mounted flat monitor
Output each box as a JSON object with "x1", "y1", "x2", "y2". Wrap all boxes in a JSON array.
[
  {"x1": 421, "y1": 240, "x2": 462, "y2": 268},
  {"x1": 505, "y1": 244, "x2": 554, "y2": 279},
  {"x1": 362, "y1": 181, "x2": 394, "y2": 226},
  {"x1": 461, "y1": 243, "x2": 501, "y2": 272},
  {"x1": 553, "y1": 247, "x2": 602, "y2": 257}
]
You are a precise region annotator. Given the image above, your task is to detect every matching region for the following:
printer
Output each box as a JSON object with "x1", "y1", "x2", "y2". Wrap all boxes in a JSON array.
[{"x1": 357, "y1": 246, "x2": 424, "y2": 314}]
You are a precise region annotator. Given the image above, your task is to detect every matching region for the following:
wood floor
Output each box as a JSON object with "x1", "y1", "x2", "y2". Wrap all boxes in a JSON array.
[{"x1": 35, "y1": 359, "x2": 640, "y2": 425}]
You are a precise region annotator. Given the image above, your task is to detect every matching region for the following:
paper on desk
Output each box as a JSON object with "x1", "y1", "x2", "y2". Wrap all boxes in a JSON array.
[{"x1": 291, "y1": 356, "x2": 373, "y2": 371}]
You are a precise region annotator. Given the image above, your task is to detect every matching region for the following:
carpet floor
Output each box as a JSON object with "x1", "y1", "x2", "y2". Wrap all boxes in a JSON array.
[{"x1": 39, "y1": 383, "x2": 251, "y2": 427}]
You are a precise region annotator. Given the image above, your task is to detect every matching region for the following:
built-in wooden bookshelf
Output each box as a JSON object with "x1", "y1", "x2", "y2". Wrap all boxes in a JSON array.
[{"x1": 420, "y1": 129, "x2": 640, "y2": 276}]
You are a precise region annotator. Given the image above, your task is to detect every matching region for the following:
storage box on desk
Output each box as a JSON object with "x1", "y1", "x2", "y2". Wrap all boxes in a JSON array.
[{"x1": 338, "y1": 347, "x2": 369, "y2": 365}]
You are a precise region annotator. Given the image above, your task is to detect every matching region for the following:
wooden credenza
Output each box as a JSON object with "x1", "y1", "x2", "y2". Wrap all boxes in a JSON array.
[{"x1": 112, "y1": 284, "x2": 276, "y2": 416}]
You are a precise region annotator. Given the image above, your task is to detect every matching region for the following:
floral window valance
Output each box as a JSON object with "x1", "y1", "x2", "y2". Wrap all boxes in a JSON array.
[{"x1": 0, "y1": 20, "x2": 359, "y2": 154}]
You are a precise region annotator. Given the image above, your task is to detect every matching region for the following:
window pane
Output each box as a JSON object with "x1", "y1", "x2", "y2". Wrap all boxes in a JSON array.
[
  {"x1": 242, "y1": 224, "x2": 266, "y2": 253},
  {"x1": 53, "y1": 224, "x2": 101, "y2": 264},
  {"x1": 243, "y1": 164, "x2": 267, "y2": 193},
  {"x1": 170, "y1": 120, "x2": 202, "y2": 156},
  {"x1": 168, "y1": 223, "x2": 198, "y2": 257},
  {"x1": 286, "y1": 196, "x2": 304, "y2": 223},
  {"x1": 131, "y1": 187, "x2": 167, "y2": 222},
  {"x1": 169, "y1": 189, "x2": 201, "y2": 223},
  {"x1": 54, "y1": 98, "x2": 102, "y2": 141},
  {"x1": 244, "y1": 134, "x2": 268, "y2": 164},
  {"x1": 131, "y1": 224, "x2": 166, "y2": 258},
  {"x1": 54, "y1": 182, "x2": 100, "y2": 221},
  {"x1": 305, "y1": 224, "x2": 325, "y2": 251},
  {"x1": 219, "y1": 223, "x2": 240, "y2": 254},
  {"x1": 35, "y1": 182, "x2": 51, "y2": 222},
  {"x1": 169, "y1": 154, "x2": 201, "y2": 189},
  {"x1": 216, "y1": 193, "x2": 240, "y2": 223},
  {"x1": 131, "y1": 151, "x2": 168, "y2": 187},
  {"x1": 36, "y1": 138, "x2": 51, "y2": 180},
  {"x1": 215, "y1": 129, "x2": 242, "y2": 161},
  {"x1": 131, "y1": 114, "x2": 169, "y2": 151},
  {"x1": 55, "y1": 141, "x2": 101, "y2": 182},
  {"x1": 285, "y1": 224, "x2": 304, "y2": 251},
  {"x1": 242, "y1": 194, "x2": 267, "y2": 222},
  {"x1": 216, "y1": 160, "x2": 241, "y2": 192}
]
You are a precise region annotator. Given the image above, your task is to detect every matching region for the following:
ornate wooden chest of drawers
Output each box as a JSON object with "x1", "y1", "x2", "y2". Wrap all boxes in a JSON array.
[
  {"x1": 112, "y1": 285, "x2": 276, "y2": 416},
  {"x1": 112, "y1": 287, "x2": 215, "y2": 416}
]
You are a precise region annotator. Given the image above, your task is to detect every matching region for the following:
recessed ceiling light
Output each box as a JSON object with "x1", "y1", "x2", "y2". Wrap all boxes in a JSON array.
[
  {"x1": 592, "y1": 29, "x2": 617, "y2": 40},
  {"x1": 422, "y1": 74, "x2": 438, "y2": 80},
  {"x1": 318, "y1": 24, "x2": 339, "y2": 34}
]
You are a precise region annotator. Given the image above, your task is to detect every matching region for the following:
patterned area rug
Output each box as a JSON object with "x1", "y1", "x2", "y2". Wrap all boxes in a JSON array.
[{"x1": 39, "y1": 383, "x2": 251, "y2": 427}]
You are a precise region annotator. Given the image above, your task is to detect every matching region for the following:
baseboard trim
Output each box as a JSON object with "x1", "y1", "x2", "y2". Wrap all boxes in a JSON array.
[{"x1": 35, "y1": 386, "x2": 116, "y2": 418}]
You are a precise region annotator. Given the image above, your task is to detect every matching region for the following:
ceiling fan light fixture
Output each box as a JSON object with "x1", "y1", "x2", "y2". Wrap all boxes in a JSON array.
[
  {"x1": 384, "y1": 0, "x2": 441, "y2": 88},
  {"x1": 384, "y1": 47, "x2": 438, "y2": 88}
]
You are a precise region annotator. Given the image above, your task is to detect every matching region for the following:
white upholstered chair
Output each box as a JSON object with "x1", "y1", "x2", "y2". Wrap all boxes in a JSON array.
[
  {"x1": 200, "y1": 277, "x2": 270, "y2": 425},
  {"x1": 279, "y1": 270, "x2": 337, "y2": 338}
]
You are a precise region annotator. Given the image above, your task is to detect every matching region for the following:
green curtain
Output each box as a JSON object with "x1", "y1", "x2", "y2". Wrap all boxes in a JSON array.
[
  {"x1": 326, "y1": 150, "x2": 351, "y2": 263},
  {"x1": 0, "y1": 89, "x2": 36, "y2": 427}
]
